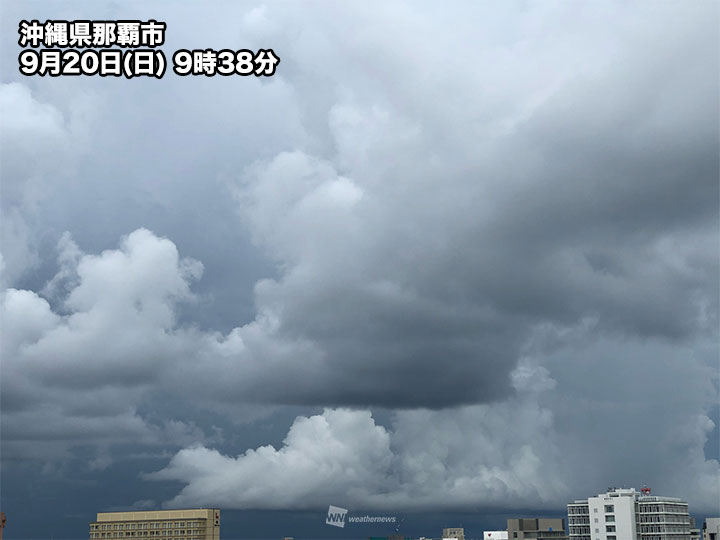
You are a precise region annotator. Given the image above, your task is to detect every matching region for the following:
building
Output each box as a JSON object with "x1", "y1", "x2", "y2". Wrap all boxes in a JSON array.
[
  {"x1": 507, "y1": 518, "x2": 567, "y2": 540},
  {"x1": 1, "y1": 512, "x2": 6, "y2": 540},
  {"x1": 568, "y1": 487, "x2": 692, "y2": 540},
  {"x1": 690, "y1": 517, "x2": 701, "y2": 540},
  {"x1": 443, "y1": 528, "x2": 465, "y2": 540},
  {"x1": 89, "y1": 509, "x2": 220, "y2": 540},
  {"x1": 703, "y1": 519, "x2": 720, "y2": 540},
  {"x1": 484, "y1": 531, "x2": 509, "y2": 540}
]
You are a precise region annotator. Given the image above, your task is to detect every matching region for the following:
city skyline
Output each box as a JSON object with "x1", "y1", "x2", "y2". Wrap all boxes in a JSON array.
[{"x1": 78, "y1": 490, "x2": 715, "y2": 540}]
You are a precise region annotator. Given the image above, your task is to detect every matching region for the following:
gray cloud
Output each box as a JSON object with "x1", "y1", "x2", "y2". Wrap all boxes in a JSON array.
[
  {"x1": 1, "y1": 0, "x2": 717, "y2": 516},
  {"x1": 151, "y1": 352, "x2": 718, "y2": 512}
]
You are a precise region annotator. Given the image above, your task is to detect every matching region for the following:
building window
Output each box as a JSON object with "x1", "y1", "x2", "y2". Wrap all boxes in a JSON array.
[
  {"x1": 606, "y1": 526, "x2": 615, "y2": 532},
  {"x1": 605, "y1": 505, "x2": 614, "y2": 513},
  {"x1": 606, "y1": 516, "x2": 615, "y2": 522}
]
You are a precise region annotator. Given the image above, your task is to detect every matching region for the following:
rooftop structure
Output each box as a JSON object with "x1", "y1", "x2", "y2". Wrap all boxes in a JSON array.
[
  {"x1": 443, "y1": 528, "x2": 465, "y2": 540},
  {"x1": 484, "y1": 531, "x2": 509, "y2": 540},
  {"x1": 507, "y1": 518, "x2": 568, "y2": 540}
]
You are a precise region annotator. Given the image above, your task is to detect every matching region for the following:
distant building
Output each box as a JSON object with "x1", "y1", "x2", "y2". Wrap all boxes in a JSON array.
[
  {"x1": 89, "y1": 509, "x2": 220, "y2": 540},
  {"x1": 484, "y1": 531, "x2": 509, "y2": 540},
  {"x1": 1, "y1": 512, "x2": 6, "y2": 540},
  {"x1": 443, "y1": 528, "x2": 465, "y2": 540},
  {"x1": 704, "y1": 518, "x2": 720, "y2": 540},
  {"x1": 689, "y1": 517, "x2": 700, "y2": 540},
  {"x1": 507, "y1": 518, "x2": 567, "y2": 540},
  {"x1": 568, "y1": 487, "x2": 692, "y2": 540}
]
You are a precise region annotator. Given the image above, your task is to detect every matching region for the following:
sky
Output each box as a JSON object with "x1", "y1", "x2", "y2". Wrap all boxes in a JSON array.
[{"x1": 0, "y1": 1, "x2": 718, "y2": 539}]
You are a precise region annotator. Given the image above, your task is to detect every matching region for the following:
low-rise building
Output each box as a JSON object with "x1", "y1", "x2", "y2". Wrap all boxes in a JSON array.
[{"x1": 484, "y1": 531, "x2": 509, "y2": 540}]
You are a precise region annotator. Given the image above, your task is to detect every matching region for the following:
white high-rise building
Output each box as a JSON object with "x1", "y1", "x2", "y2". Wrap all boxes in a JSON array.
[{"x1": 567, "y1": 487, "x2": 691, "y2": 540}]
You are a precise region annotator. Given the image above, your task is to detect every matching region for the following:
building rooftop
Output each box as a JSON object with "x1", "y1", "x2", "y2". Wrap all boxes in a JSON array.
[{"x1": 94, "y1": 509, "x2": 218, "y2": 522}]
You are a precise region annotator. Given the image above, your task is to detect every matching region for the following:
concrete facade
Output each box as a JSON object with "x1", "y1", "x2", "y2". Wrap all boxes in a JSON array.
[
  {"x1": 703, "y1": 519, "x2": 720, "y2": 540},
  {"x1": 89, "y1": 509, "x2": 220, "y2": 540}
]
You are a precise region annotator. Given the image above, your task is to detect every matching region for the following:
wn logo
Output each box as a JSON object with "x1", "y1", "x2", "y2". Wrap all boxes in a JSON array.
[{"x1": 325, "y1": 505, "x2": 348, "y2": 528}]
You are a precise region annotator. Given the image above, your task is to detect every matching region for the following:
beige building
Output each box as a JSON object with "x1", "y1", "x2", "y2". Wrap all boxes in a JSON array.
[{"x1": 89, "y1": 509, "x2": 220, "y2": 540}]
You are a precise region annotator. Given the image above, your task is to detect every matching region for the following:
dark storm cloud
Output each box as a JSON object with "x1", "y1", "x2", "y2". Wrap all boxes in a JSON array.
[{"x1": 212, "y1": 11, "x2": 717, "y2": 402}]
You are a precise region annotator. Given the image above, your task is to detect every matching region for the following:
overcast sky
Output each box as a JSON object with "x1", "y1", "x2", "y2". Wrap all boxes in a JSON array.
[{"x1": 1, "y1": 1, "x2": 718, "y2": 539}]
